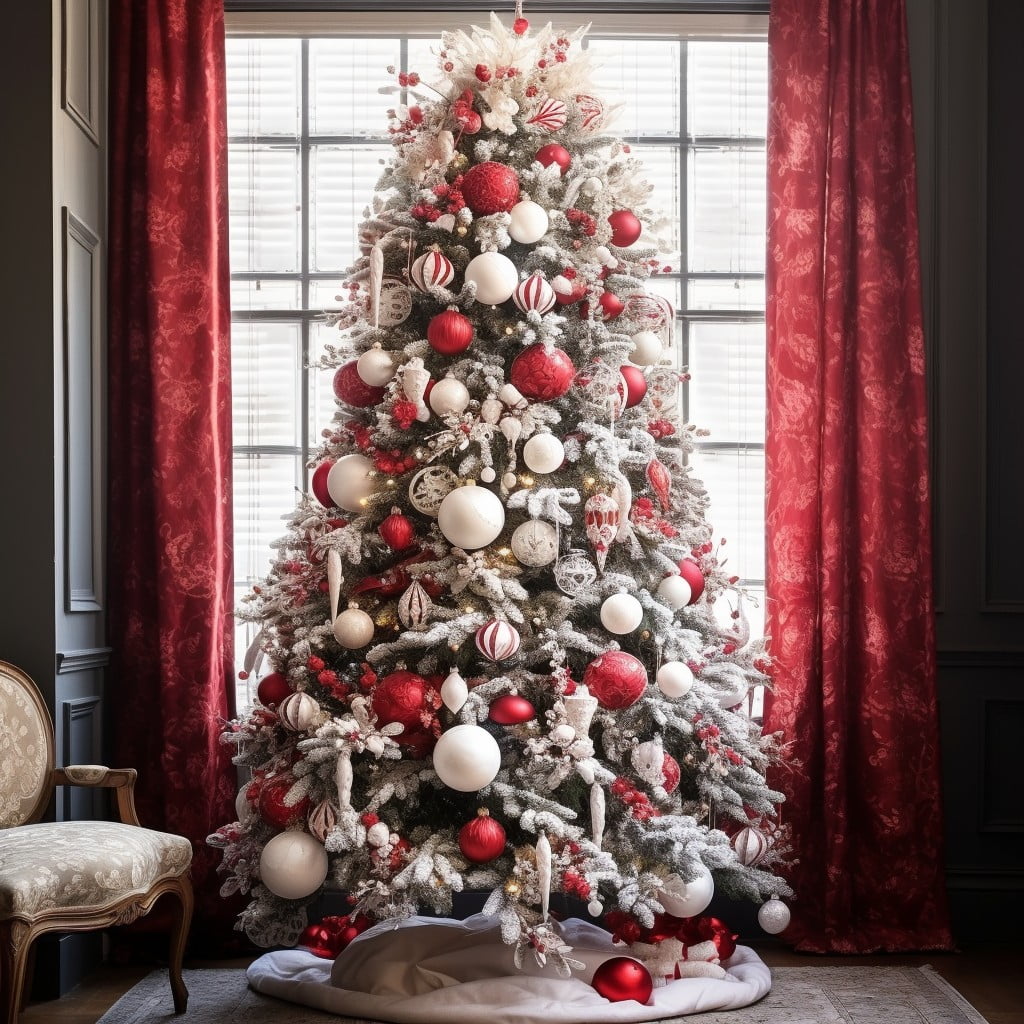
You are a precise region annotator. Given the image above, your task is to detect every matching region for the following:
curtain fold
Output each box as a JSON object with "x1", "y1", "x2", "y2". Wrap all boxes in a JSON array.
[
  {"x1": 764, "y1": 0, "x2": 954, "y2": 952},
  {"x1": 107, "y1": 0, "x2": 238, "y2": 943}
]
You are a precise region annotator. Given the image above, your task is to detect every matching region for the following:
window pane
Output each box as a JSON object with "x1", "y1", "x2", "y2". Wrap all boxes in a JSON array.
[
  {"x1": 229, "y1": 144, "x2": 301, "y2": 273},
  {"x1": 232, "y1": 321, "x2": 303, "y2": 448},
  {"x1": 630, "y1": 145, "x2": 681, "y2": 268},
  {"x1": 226, "y1": 38, "x2": 300, "y2": 138},
  {"x1": 310, "y1": 38, "x2": 401, "y2": 137},
  {"x1": 687, "y1": 276, "x2": 764, "y2": 311},
  {"x1": 232, "y1": 277, "x2": 302, "y2": 311},
  {"x1": 309, "y1": 320, "x2": 342, "y2": 441},
  {"x1": 687, "y1": 321, "x2": 765, "y2": 444},
  {"x1": 585, "y1": 39, "x2": 680, "y2": 139},
  {"x1": 688, "y1": 41, "x2": 767, "y2": 139},
  {"x1": 233, "y1": 452, "x2": 303, "y2": 587}
]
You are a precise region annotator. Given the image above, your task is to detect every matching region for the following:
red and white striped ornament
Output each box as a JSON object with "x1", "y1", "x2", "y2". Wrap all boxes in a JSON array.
[
  {"x1": 411, "y1": 251, "x2": 455, "y2": 293},
  {"x1": 513, "y1": 273, "x2": 556, "y2": 315},
  {"x1": 575, "y1": 94, "x2": 604, "y2": 131},
  {"x1": 475, "y1": 619, "x2": 521, "y2": 662},
  {"x1": 527, "y1": 97, "x2": 568, "y2": 132},
  {"x1": 584, "y1": 493, "x2": 620, "y2": 573}
]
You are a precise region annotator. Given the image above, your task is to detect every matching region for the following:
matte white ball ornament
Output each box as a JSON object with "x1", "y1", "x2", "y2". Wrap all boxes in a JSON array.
[
  {"x1": 259, "y1": 831, "x2": 328, "y2": 900},
  {"x1": 757, "y1": 895, "x2": 792, "y2": 935},
  {"x1": 428, "y1": 376, "x2": 471, "y2": 416},
  {"x1": 465, "y1": 252, "x2": 519, "y2": 305},
  {"x1": 600, "y1": 593, "x2": 644, "y2": 634},
  {"x1": 332, "y1": 607, "x2": 375, "y2": 649},
  {"x1": 327, "y1": 454, "x2": 377, "y2": 512},
  {"x1": 658, "y1": 865, "x2": 714, "y2": 917},
  {"x1": 510, "y1": 520, "x2": 558, "y2": 566},
  {"x1": 356, "y1": 346, "x2": 398, "y2": 386},
  {"x1": 522, "y1": 433, "x2": 565, "y2": 475},
  {"x1": 657, "y1": 574, "x2": 693, "y2": 611},
  {"x1": 628, "y1": 330, "x2": 664, "y2": 367},
  {"x1": 656, "y1": 661, "x2": 695, "y2": 698},
  {"x1": 508, "y1": 200, "x2": 549, "y2": 244},
  {"x1": 432, "y1": 724, "x2": 501, "y2": 792},
  {"x1": 581, "y1": 176, "x2": 603, "y2": 195},
  {"x1": 437, "y1": 484, "x2": 506, "y2": 550}
]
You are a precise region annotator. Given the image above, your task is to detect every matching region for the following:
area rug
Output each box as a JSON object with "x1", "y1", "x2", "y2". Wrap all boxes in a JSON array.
[{"x1": 97, "y1": 963, "x2": 989, "y2": 1024}]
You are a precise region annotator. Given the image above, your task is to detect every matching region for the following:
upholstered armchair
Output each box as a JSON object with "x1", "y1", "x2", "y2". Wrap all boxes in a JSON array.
[{"x1": 0, "y1": 660, "x2": 193, "y2": 1022}]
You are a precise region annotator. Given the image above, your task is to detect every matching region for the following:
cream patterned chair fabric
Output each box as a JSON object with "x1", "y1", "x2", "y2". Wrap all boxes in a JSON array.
[{"x1": 0, "y1": 661, "x2": 193, "y2": 1023}]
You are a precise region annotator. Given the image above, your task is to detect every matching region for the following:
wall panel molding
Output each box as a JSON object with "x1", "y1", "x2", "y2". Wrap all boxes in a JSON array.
[
  {"x1": 58, "y1": 695, "x2": 103, "y2": 820},
  {"x1": 56, "y1": 647, "x2": 111, "y2": 674},
  {"x1": 61, "y1": 0, "x2": 99, "y2": 144}
]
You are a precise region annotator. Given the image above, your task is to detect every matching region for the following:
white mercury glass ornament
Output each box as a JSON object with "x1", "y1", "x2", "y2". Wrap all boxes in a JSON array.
[
  {"x1": 511, "y1": 519, "x2": 558, "y2": 566},
  {"x1": 657, "y1": 574, "x2": 693, "y2": 610},
  {"x1": 656, "y1": 661, "x2": 694, "y2": 698},
  {"x1": 440, "y1": 669, "x2": 469, "y2": 712},
  {"x1": 327, "y1": 454, "x2": 377, "y2": 513},
  {"x1": 437, "y1": 484, "x2": 506, "y2": 550},
  {"x1": 600, "y1": 592, "x2": 644, "y2": 634},
  {"x1": 508, "y1": 200, "x2": 550, "y2": 244},
  {"x1": 758, "y1": 896, "x2": 792, "y2": 935},
  {"x1": 429, "y1": 375, "x2": 471, "y2": 416},
  {"x1": 356, "y1": 346, "x2": 398, "y2": 386},
  {"x1": 259, "y1": 831, "x2": 328, "y2": 900},
  {"x1": 628, "y1": 330, "x2": 664, "y2": 367},
  {"x1": 465, "y1": 251, "x2": 518, "y2": 305},
  {"x1": 522, "y1": 433, "x2": 565, "y2": 475},
  {"x1": 278, "y1": 691, "x2": 320, "y2": 732},
  {"x1": 588, "y1": 899, "x2": 603, "y2": 917},
  {"x1": 332, "y1": 607, "x2": 375, "y2": 649},
  {"x1": 658, "y1": 865, "x2": 714, "y2": 918},
  {"x1": 432, "y1": 724, "x2": 501, "y2": 791}
]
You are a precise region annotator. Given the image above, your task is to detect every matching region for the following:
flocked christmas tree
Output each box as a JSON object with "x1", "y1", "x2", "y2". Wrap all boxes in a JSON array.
[{"x1": 210, "y1": 11, "x2": 793, "y2": 982}]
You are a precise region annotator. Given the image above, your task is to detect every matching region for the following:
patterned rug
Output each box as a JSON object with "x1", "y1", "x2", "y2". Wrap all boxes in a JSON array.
[{"x1": 96, "y1": 965, "x2": 989, "y2": 1024}]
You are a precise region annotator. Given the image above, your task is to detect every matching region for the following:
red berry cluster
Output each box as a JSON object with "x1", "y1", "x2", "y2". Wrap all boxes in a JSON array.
[
  {"x1": 537, "y1": 36, "x2": 570, "y2": 69},
  {"x1": 630, "y1": 497, "x2": 679, "y2": 539},
  {"x1": 391, "y1": 400, "x2": 419, "y2": 430},
  {"x1": 610, "y1": 776, "x2": 662, "y2": 821},
  {"x1": 647, "y1": 419, "x2": 676, "y2": 440},
  {"x1": 693, "y1": 714, "x2": 744, "y2": 766},
  {"x1": 566, "y1": 208, "x2": 597, "y2": 237},
  {"x1": 561, "y1": 870, "x2": 591, "y2": 901},
  {"x1": 432, "y1": 178, "x2": 466, "y2": 214},
  {"x1": 358, "y1": 663, "x2": 377, "y2": 693},
  {"x1": 476, "y1": 63, "x2": 520, "y2": 81},
  {"x1": 373, "y1": 449, "x2": 417, "y2": 475}
]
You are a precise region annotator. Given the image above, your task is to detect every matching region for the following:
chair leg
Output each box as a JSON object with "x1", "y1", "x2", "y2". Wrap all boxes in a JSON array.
[
  {"x1": 166, "y1": 877, "x2": 193, "y2": 1015},
  {"x1": 18, "y1": 939, "x2": 37, "y2": 1014},
  {"x1": 0, "y1": 921, "x2": 31, "y2": 1024}
]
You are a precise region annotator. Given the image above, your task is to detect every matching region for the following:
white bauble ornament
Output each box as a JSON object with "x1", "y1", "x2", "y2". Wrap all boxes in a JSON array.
[
  {"x1": 758, "y1": 896, "x2": 792, "y2": 935},
  {"x1": 587, "y1": 899, "x2": 603, "y2": 917},
  {"x1": 429, "y1": 376, "x2": 471, "y2": 416},
  {"x1": 628, "y1": 330, "x2": 664, "y2": 367},
  {"x1": 501, "y1": 471, "x2": 518, "y2": 490},
  {"x1": 432, "y1": 724, "x2": 501, "y2": 792},
  {"x1": 259, "y1": 831, "x2": 328, "y2": 900},
  {"x1": 440, "y1": 669, "x2": 469, "y2": 712},
  {"x1": 480, "y1": 467, "x2": 496, "y2": 483},
  {"x1": 465, "y1": 252, "x2": 519, "y2": 305},
  {"x1": 581, "y1": 176, "x2": 603, "y2": 195},
  {"x1": 332, "y1": 607, "x2": 375, "y2": 649},
  {"x1": 657, "y1": 574, "x2": 693, "y2": 610},
  {"x1": 327, "y1": 454, "x2": 377, "y2": 513},
  {"x1": 600, "y1": 593, "x2": 644, "y2": 634},
  {"x1": 437, "y1": 484, "x2": 505, "y2": 550},
  {"x1": 522, "y1": 433, "x2": 565, "y2": 474},
  {"x1": 508, "y1": 200, "x2": 549, "y2": 244},
  {"x1": 511, "y1": 520, "x2": 558, "y2": 566},
  {"x1": 278, "y1": 691, "x2": 320, "y2": 732},
  {"x1": 656, "y1": 661, "x2": 694, "y2": 698},
  {"x1": 658, "y1": 866, "x2": 714, "y2": 917},
  {"x1": 409, "y1": 466, "x2": 459, "y2": 517},
  {"x1": 356, "y1": 346, "x2": 398, "y2": 386}
]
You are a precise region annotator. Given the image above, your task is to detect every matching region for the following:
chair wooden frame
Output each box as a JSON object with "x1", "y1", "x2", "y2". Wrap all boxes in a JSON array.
[{"x1": 0, "y1": 661, "x2": 193, "y2": 1022}]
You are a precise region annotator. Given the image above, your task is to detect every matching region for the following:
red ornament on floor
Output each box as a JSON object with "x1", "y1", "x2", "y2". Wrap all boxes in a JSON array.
[
  {"x1": 510, "y1": 343, "x2": 575, "y2": 400},
  {"x1": 428, "y1": 309, "x2": 475, "y2": 355},
  {"x1": 257, "y1": 671, "x2": 292, "y2": 708},
  {"x1": 334, "y1": 361, "x2": 385, "y2": 408},
  {"x1": 591, "y1": 956, "x2": 653, "y2": 1003},
  {"x1": 298, "y1": 923, "x2": 337, "y2": 959},
  {"x1": 458, "y1": 808, "x2": 507, "y2": 863},
  {"x1": 311, "y1": 461, "x2": 334, "y2": 507},
  {"x1": 535, "y1": 144, "x2": 571, "y2": 175},
  {"x1": 461, "y1": 161, "x2": 520, "y2": 214}
]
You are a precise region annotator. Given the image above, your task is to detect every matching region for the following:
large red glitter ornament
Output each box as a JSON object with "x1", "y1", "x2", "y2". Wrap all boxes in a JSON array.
[
  {"x1": 258, "y1": 775, "x2": 309, "y2": 829},
  {"x1": 677, "y1": 558, "x2": 706, "y2": 603},
  {"x1": 379, "y1": 510, "x2": 416, "y2": 550},
  {"x1": 661, "y1": 751, "x2": 681, "y2": 793},
  {"x1": 535, "y1": 144, "x2": 571, "y2": 175},
  {"x1": 334, "y1": 361, "x2": 385, "y2": 408},
  {"x1": 427, "y1": 309, "x2": 475, "y2": 355},
  {"x1": 257, "y1": 672, "x2": 292, "y2": 708},
  {"x1": 582, "y1": 651, "x2": 648, "y2": 709},
  {"x1": 488, "y1": 693, "x2": 536, "y2": 725},
  {"x1": 311, "y1": 461, "x2": 334, "y2": 507},
  {"x1": 510, "y1": 343, "x2": 575, "y2": 400},
  {"x1": 591, "y1": 957, "x2": 653, "y2": 1003},
  {"x1": 458, "y1": 808, "x2": 507, "y2": 863},
  {"x1": 608, "y1": 210, "x2": 642, "y2": 247},
  {"x1": 461, "y1": 161, "x2": 520, "y2": 214},
  {"x1": 619, "y1": 365, "x2": 647, "y2": 408},
  {"x1": 372, "y1": 671, "x2": 429, "y2": 734}
]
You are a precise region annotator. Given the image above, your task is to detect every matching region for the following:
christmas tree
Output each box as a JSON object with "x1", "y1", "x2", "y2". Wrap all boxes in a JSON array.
[{"x1": 211, "y1": 12, "x2": 792, "y2": 982}]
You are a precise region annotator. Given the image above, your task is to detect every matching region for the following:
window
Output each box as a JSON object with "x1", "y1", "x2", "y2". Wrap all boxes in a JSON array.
[{"x1": 226, "y1": 12, "x2": 768, "y2": 710}]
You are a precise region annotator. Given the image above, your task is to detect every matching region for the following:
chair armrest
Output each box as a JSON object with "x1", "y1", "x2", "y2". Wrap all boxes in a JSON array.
[{"x1": 53, "y1": 765, "x2": 141, "y2": 826}]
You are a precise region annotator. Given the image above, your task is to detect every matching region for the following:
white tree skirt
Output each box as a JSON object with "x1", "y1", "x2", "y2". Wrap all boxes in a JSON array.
[{"x1": 247, "y1": 915, "x2": 772, "y2": 1023}]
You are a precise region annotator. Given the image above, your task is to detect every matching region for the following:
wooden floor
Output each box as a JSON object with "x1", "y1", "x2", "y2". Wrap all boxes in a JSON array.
[{"x1": 20, "y1": 941, "x2": 1024, "y2": 1024}]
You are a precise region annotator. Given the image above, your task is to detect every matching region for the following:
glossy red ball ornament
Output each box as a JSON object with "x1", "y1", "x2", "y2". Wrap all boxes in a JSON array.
[
  {"x1": 661, "y1": 752, "x2": 681, "y2": 794},
  {"x1": 582, "y1": 651, "x2": 648, "y2": 709},
  {"x1": 677, "y1": 558, "x2": 706, "y2": 603},
  {"x1": 401, "y1": 729, "x2": 438, "y2": 759},
  {"x1": 580, "y1": 291, "x2": 625, "y2": 322},
  {"x1": 619, "y1": 365, "x2": 647, "y2": 408},
  {"x1": 510, "y1": 343, "x2": 575, "y2": 401},
  {"x1": 334, "y1": 360, "x2": 385, "y2": 408},
  {"x1": 257, "y1": 671, "x2": 292, "y2": 708},
  {"x1": 513, "y1": 16, "x2": 529, "y2": 35},
  {"x1": 535, "y1": 144, "x2": 572, "y2": 175},
  {"x1": 461, "y1": 161, "x2": 520, "y2": 215},
  {"x1": 427, "y1": 309, "x2": 475, "y2": 355},
  {"x1": 372, "y1": 671, "x2": 429, "y2": 734},
  {"x1": 298, "y1": 923, "x2": 338, "y2": 959},
  {"x1": 311, "y1": 461, "x2": 334, "y2": 507},
  {"x1": 608, "y1": 210, "x2": 643, "y2": 247},
  {"x1": 458, "y1": 808, "x2": 507, "y2": 863},
  {"x1": 591, "y1": 957, "x2": 653, "y2": 1004},
  {"x1": 258, "y1": 775, "x2": 309, "y2": 829},
  {"x1": 379, "y1": 510, "x2": 416, "y2": 551},
  {"x1": 488, "y1": 693, "x2": 536, "y2": 725},
  {"x1": 553, "y1": 278, "x2": 588, "y2": 306}
]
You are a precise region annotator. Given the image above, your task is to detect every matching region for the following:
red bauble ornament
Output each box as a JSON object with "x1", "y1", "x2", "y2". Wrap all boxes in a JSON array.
[
  {"x1": 379, "y1": 510, "x2": 416, "y2": 551},
  {"x1": 553, "y1": 277, "x2": 588, "y2": 305},
  {"x1": 608, "y1": 210, "x2": 643, "y2": 247},
  {"x1": 535, "y1": 144, "x2": 572, "y2": 175},
  {"x1": 582, "y1": 651, "x2": 648, "y2": 709},
  {"x1": 677, "y1": 916, "x2": 738, "y2": 962},
  {"x1": 458, "y1": 808, "x2": 507, "y2": 863},
  {"x1": 311, "y1": 461, "x2": 334, "y2": 507},
  {"x1": 619, "y1": 365, "x2": 647, "y2": 408},
  {"x1": 488, "y1": 693, "x2": 536, "y2": 725},
  {"x1": 580, "y1": 291, "x2": 625, "y2": 322},
  {"x1": 510, "y1": 343, "x2": 575, "y2": 401},
  {"x1": 258, "y1": 775, "x2": 309, "y2": 829},
  {"x1": 677, "y1": 558, "x2": 706, "y2": 603},
  {"x1": 427, "y1": 309, "x2": 475, "y2": 355},
  {"x1": 661, "y1": 752, "x2": 681, "y2": 794},
  {"x1": 401, "y1": 729, "x2": 437, "y2": 759},
  {"x1": 513, "y1": 16, "x2": 529, "y2": 34},
  {"x1": 461, "y1": 161, "x2": 520, "y2": 214},
  {"x1": 372, "y1": 671, "x2": 429, "y2": 734},
  {"x1": 334, "y1": 361, "x2": 385, "y2": 408},
  {"x1": 591, "y1": 957, "x2": 653, "y2": 1003},
  {"x1": 257, "y1": 672, "x2": 292, "y2": 708},
  {"x1": 298, "y1": 923, "x2": 337, "y2": 959}
]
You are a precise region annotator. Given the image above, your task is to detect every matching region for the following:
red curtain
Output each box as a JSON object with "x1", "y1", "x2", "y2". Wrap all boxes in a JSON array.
[
  {"x1": 764, "y1": 0, "x2": 953, "y2": 952},
  {"x1": 107, "y1": 0, "x2": 237, "y2": 942}
]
